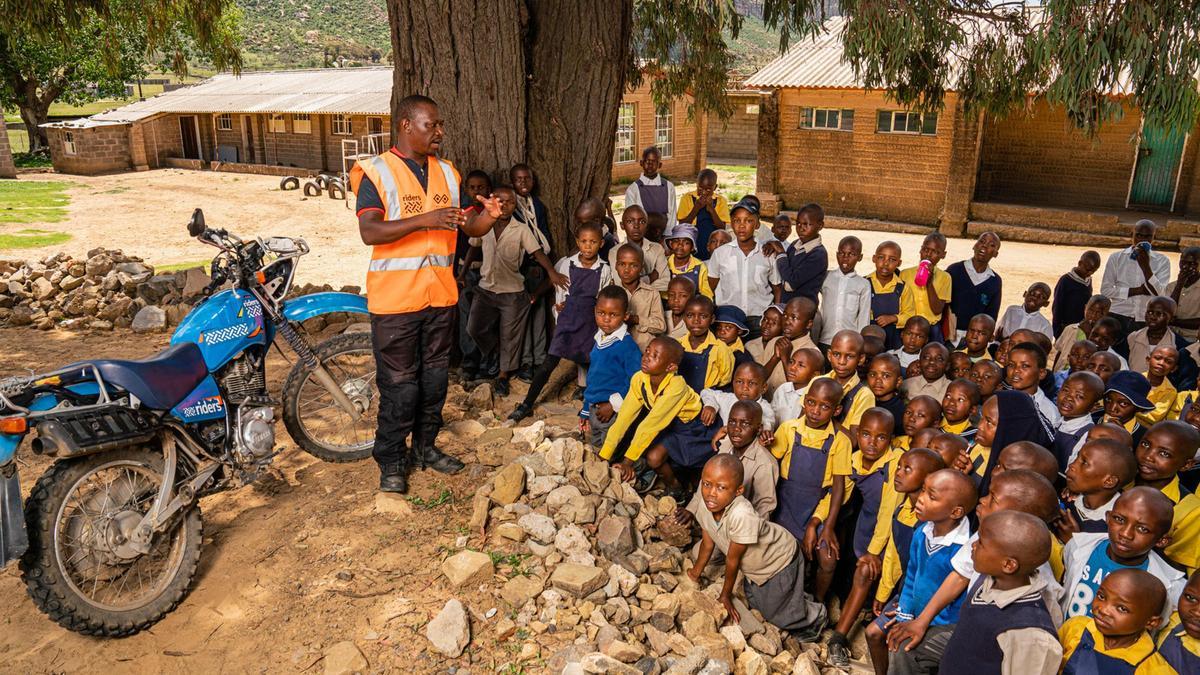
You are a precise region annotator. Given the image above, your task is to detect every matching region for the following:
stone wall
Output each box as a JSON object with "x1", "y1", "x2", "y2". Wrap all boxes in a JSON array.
[
  {"x1": 705, "y1": 93, "x2": 760, "y2": 161},
  {"x1": 0, "y1": 117, "x2": 16, "y2": 178}
]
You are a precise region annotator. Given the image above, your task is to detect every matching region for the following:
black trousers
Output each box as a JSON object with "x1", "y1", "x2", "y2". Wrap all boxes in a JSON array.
[{"x1": 370, "y1": 306, "x2": 454, "y2": 469}]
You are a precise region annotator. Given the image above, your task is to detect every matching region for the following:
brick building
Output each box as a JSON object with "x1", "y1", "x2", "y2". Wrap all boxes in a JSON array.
[
  {"x1": 42, "y1": 67, "x2": 706, "y2": 186},
  {"x1": 0, "y1": 117, "x2": 16, "y2": 178},
  {"x1": 706, "y1": 89, "x2": 765, "y2": 162},
  {"x1": 748, "y1": 17, "x2": 1200, "y2": 248}
]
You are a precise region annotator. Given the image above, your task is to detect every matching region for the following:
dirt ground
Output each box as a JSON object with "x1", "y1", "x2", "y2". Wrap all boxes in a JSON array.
[
  {"x1": 0, "y1": 324, "x2": 592, "y2": 674},
  {"x1": 0, "y1": 168, "x2": 1186, "y2": 673},
  {"x1": 5, "y1": 169, "x2": 1183, "y2": 311}
]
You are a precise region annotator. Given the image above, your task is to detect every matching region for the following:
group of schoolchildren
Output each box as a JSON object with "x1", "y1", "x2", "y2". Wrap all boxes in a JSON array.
[{"x1": 452, "y1": 147, "x2": 1200, "y2": 674}]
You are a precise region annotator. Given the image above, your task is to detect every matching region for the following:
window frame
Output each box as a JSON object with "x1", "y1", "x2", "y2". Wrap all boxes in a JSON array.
[
  {"x1": 216, "y1": 113, "x2": 232, "y2": 131},
  {"x1": 614, "y1": 102, "x2": 636, "y2": 164},
  {"x1": 654, "y1": 104, "x2": 674, "y2": 159},
  {"x1": 799, "y1": 107, "x2": 854, "y2": 132},
  {"x1": 332, "y1": 114, "x2": 352, "y2": 136},
  {"x1": 876, "y1": 110, "x2": 938, "y2": 136},
  {"x1": 63, "y1": 131, "x2": 76, "y2": 156},
  {"x1": 268, "y1": 113, "x2": 287, "y2": 133},
  {"x1": 292, "y1": 113, "x2": 312, "y2": 134}
]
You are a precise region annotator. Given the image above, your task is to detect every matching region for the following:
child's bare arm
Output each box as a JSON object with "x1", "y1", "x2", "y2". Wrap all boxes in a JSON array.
[
  {"x1": 688, "y1": 529, "x2": 716, "y2": 581},
  {"x1": 532, "y1": 250, "x2": 570, "y2": 289},
  {"x1": 924, "y1": 277, "x2": 946, "y2": 315},
  {"x1": 720, "y1": 542, "x2": 747, "y2": 624}
]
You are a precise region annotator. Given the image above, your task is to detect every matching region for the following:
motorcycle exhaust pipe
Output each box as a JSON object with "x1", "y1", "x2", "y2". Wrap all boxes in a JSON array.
[{"x1": 31, "y1": 420, "x2": 156, "y2": 458}]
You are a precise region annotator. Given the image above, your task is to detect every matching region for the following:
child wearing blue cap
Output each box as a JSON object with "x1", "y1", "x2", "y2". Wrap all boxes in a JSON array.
[
  {"x1": 1100, "y1": 370, "x2": 1157, "y2": 448},
  {"x1": 713, "y1": 305, "x2": 757, "y2": 369},
  {"x1": 665, "y1": 224, "x2": 713, "y2": 300}
]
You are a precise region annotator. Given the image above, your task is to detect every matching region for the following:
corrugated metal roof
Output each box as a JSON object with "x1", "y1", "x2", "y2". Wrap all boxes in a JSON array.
[
  {"x1": 745, "y1": 17, "x2": 863, "y2": 90},
  {"x1": 88, "y1": 67, "x2": 394, "y2": 122}
]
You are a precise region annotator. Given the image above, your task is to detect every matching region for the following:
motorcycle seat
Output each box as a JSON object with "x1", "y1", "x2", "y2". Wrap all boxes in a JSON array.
[{"x1": 77, "y1": 342, "x2": 210, "y2": 411}]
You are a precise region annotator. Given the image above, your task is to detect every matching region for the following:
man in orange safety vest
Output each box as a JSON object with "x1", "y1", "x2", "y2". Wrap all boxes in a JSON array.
[{"x1": 351, "y1": 94, "x2": 500, "y2": 493}]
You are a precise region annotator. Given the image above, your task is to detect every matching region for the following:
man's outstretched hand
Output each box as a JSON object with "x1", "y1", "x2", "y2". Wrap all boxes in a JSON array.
[{"x1": 476, "y1": 194, "x2": 503, "y2": 219}]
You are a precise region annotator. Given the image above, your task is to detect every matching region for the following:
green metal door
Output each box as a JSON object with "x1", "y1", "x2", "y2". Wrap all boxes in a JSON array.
[{"x1": 1129, "y1": 124, "x2": 1188, "y2": 208}]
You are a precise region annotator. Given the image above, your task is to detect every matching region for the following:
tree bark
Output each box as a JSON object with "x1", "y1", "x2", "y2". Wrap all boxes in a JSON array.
[{"x1": 388, "y1": 0, "x2": 632, "y2": 254}]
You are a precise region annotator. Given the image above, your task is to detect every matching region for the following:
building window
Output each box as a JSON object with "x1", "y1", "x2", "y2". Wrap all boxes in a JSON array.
[
  {"x1": 332, "y1": 114, "x2": 352, "y2": 136},
  {"x1": 217, "y1": 114, "x2": 232, "y2": 131},
  {"x1": 293, "y1": 113, "x2": 312, "y2": 134},
  {"x1": 746, "y1": 104, "x2": 760, "y2": 115},
  {"x1": 877, "y1": 110, "x2": 938, "y2": 135},
  {"x1": 63, "y1": 132, "x2": 76, "y2": 156},
  {"x1": 269, "y1": 113, "x2": 286, "y2": 133},
  {"x1": 654, "y1": 105, "x2": 674, "y2": 158},
  {"x1": 615, "y1": 103, "x2": 636, "y2": 164},
  {"x1": 799, "y1": 107, "x2": 854, "y2": 131}
]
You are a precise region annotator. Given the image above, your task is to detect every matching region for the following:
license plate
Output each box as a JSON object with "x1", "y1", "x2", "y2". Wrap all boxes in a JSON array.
[{"x1": 0, "y1": 465, "x2": 27, "y2": 568}]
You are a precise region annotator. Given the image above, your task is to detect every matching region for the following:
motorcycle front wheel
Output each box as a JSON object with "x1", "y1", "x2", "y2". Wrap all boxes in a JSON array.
[
  {"x1": 282, "y1": 331, "x2": 377, "y2": 462},
  {"x1": 20, "y1": 447, "x2": 203, "y2": 637}
]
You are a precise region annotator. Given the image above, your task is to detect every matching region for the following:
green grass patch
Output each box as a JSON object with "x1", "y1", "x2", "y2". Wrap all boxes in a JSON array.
[
  {"x1": 0, "y1": 180, "x2": 71, "y2": 223},
  {"x1": 13, "y1": 152, "x2": 52, "y2": 168},
  {"x1": 0, "y1": 228, "x2": 72, "y2": 249},
  {"x1": 155, "y1": 259, "x2": 210, "y2": 273},
  {"x1": 408, "y1": 487, "x2": 453, "y2": 509}
]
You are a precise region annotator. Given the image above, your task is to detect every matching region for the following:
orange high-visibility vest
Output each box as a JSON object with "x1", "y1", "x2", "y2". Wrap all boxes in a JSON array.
[{"x1": 350, "y1": 150, "x2": 461, "y2": 314}]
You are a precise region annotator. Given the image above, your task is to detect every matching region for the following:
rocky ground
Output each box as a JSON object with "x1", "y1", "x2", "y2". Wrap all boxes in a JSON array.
[{"x1": 0, "y1": 325, "x2": 869, "y2": 674}]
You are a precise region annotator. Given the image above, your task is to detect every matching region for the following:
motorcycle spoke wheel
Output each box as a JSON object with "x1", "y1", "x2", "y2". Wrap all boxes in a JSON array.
[
  {"x1": 283, "y1": 331, "x2": 378, "y2": 462},
  {"x1": 54, "y1": 461, "x2": 186, "y2": 613}
]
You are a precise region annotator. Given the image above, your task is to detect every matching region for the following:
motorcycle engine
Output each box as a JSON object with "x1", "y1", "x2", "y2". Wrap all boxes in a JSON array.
[
  {"x1": 235, "y1": 406, "x2": 276, "y2": 461},
  {"x1": 218, "y1": 352, "x2": 267, "y2": 404}
]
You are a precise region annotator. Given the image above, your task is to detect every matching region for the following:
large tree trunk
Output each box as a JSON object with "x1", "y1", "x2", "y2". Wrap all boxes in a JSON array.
[
  {"x1": 17, "y1": 98, "x2": 50, "y2": 151},
  {"x1": 388, "y1": 0, "x2": 633, "y2": 254}
]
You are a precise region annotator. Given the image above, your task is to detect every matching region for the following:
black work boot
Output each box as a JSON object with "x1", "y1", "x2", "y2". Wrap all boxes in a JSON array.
[
  {"x1": 379, "y1": 462, "x2": 409, "y2": 493},
  {"x1": 416, "y1": 445, "x2": 465, "y2": 474}
]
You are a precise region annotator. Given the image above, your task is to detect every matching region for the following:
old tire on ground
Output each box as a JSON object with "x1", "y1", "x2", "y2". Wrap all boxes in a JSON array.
[
  {"x1": 314, "y1": 175, "x2": 329, "y2": 189},
  {"x1": 19, "y1": 447, "x2": 203, "y2": 637},
  {"x1": 279, "y1": 176, "x2": 300, "y2": 191},
  {"x1": 282, "y1": 331, "x2": 377, "y2": 463},
  {"x1": 302, "y1": 181, "x2": 322, "y2": 197},
  {"x1": 327, "y1": 180, "x2": 345, "y2": 200}
]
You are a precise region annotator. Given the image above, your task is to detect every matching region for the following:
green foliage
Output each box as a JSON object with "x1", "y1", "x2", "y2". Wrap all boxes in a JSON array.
[
  {"x1": 407, "y1": 487, "x2": 453, "y2": 509},
  {"x1": 488, "y1": 551, "x2": 532, "y2": 577},
  {"x1": 12, "y1": 152, "x2": 52, "y2": 168},
  {"x1": 236, "y1": 0, "x2": 390, "y2": 69}
]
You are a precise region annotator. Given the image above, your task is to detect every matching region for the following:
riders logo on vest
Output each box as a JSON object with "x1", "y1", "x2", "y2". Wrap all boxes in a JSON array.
[{"x1": 403, "y1": 194, "x2": 424, "y2": 216}]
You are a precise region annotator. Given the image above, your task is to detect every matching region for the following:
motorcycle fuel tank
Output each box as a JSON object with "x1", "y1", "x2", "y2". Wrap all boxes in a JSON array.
[{"x1": 171, "y1": 289, "x2": 269, "y2": 370}]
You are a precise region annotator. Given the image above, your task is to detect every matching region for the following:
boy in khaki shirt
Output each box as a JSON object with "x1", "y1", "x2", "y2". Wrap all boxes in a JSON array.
[{"x1": 613, "y1": 243, "x2": 666, "y2": 350}]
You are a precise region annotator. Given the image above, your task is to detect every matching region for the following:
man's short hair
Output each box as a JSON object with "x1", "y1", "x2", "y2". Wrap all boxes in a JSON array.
[{"x1": 397, "y1": 94, "x2": 437, "y2": 121}]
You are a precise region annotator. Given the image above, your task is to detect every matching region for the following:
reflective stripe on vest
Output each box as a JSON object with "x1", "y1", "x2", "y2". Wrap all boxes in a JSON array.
[{"x1": 354, "y1": 150, "x2": 460, "y2": 314}]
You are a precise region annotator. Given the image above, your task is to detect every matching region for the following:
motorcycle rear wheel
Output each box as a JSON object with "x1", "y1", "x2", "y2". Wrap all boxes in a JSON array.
[
  {"x1": 282, "y1": 331, "x2": 377, "y2": 462},
  {"x1": 20, "y1": 447, "x2": 203, "y2": 637}
]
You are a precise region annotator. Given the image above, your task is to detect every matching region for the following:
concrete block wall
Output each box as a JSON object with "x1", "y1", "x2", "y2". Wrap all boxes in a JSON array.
[
  {"x1": 767, "y1": 89, "x2": 961, "y2": 226},
  {"x1": 45, "y1": 125, "x2": 133, "y2": 175},
  {"x1": 706, "y1": 93, "x2": 760, "y2": 161}
]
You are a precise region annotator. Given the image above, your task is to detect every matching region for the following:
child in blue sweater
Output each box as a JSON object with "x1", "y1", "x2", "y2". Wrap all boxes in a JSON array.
[
  {"x1": 580, "y1": 286, "x2": 643, "y2": 447},
  {"x1": 864, "y1": 468, "x2": 977, "y2": 675}
]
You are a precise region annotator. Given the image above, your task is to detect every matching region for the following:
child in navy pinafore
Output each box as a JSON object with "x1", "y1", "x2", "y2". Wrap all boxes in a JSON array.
[
  {"x1": 868, "y1": 241, "x2": 905, "y2": 351},
  {"x1": 510, "y1": 222, "x2": 613, "y2": 422}
]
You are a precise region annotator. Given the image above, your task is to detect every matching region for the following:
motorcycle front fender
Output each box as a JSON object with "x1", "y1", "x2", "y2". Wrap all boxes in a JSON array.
[
  {"x1": 281, "y1": 292, "x2": 368, "y2": 324},
  {"x1": 0, "y1": 463, "x2": 27, "y2": 568}
]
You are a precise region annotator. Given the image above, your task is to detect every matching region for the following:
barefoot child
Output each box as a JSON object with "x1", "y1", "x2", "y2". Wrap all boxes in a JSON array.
[
  {"x1": 770, "y1": 379, "x2": 852, "y2": 545},
  {"x1": 869, "y1": 240, "x2": 905, "y2": 350},
  {"x1": 1060, "y1": 438, "x2": 1138, "y2": 534},
  {"x1": 600, "y1": 337, "x2": 720, "y2": 497},
  {"x1": 1059, "y1": 569, "x2": 1174, "y2": 673},
  {"x1": 677, "y1": 295, "x2": 734, "y2": 393},
  {"x1": 685, "y1": 455, "x2": 826, "y2": 638},
  {"x1": 578, "y1": 287, "x2": 643, "y2": 447}
]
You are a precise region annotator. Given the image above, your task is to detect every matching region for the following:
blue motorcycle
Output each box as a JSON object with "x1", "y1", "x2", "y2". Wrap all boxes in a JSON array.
[{"x1": 0, "y1": 209, "x2": 375, "y2": 636}]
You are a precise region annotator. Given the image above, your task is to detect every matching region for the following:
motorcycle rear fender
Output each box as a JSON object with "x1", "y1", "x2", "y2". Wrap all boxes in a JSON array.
[
  {"x1": 281, "y1": 292, "x2": 368, "y2": 324},
  {"x1": 0, "y1": 463, "x2": 27, "y2": 568},
  {"x1": 0, "y1": 381, "x2": 102, "y2": 463}
]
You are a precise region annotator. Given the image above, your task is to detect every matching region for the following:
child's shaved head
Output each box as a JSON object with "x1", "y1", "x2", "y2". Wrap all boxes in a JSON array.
[
  {"x1": 985, "y1": 469, "x2": 1060, "y2": 523},
  {"x1": 1088, "y1": 422, "x2": 1134, "y2": 449},
  {"x1": 930, "y1": 468, "x2": 979, "y2": 512},
  {"x1": 906, "y1": 447, "x2": 946, "y2": 472},
  {"x1": 861, "y1": 407, "x2": 895, "y2": 435},
  {"x1": 649, "y1": 336, "x2": 684, "y2": 365},
  {"x1": 996, "y1": 441, "x2": 1059, "y2": 485},
  {"x1": 912, "y1": 427, "x2": 941, "y2": 451},
  {"x1": 928, "y1": 432, "x2": 968, "y2": 469},
  {"x1": 808, "y1": 376, "x2": 843, "y2": 401},
  {"x1": 832, "y1": 329, "x2": 864, "y2": 351},
  {"x1": 1116, "y1": 486, "x2": 1176, "y2": 534},
  {"x1": 1103, "y1": 568, "x2": 1168, "y2": 628},
  {"x1": 1085, "y1": 438, "x2": 1139, "y2": 486},
  {"x1": 705, "y1": 453, "x2": 745, "y2": 488},
  {"x1": 734, "y1": 360, "x2": 768, "y2": 382},
  {"x1": 980, "y1": 510, "x2": 1052, "y2": 573}
]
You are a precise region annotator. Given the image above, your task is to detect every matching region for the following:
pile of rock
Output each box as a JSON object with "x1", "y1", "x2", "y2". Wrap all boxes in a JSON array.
[
  {"x1": 425, "y1": 411, "x2": 838, "y2": 675},
  {"x1": 0, "y1": 250, "x2": 362, "y2": 333}
]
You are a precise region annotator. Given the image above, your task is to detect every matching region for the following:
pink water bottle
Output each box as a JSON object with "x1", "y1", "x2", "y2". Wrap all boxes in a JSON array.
[{"x1": 914, "y1": 260, "x2": 932, "y2": 287}]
